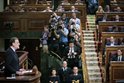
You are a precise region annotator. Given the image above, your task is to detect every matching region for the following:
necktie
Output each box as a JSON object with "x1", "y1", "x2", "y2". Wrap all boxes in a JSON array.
[
  {"x1": 120, "y1": 56, "x2": 122, "y2": 61},
  {"x1": 63, "y1": 67, "x2": 66, "y2": 71},
  {"x1": 118, "y1": 56, "x2": 120, "y2": 61},
  {"x1": 118, "y1": 56, "x2": 121, "y2": 61}
]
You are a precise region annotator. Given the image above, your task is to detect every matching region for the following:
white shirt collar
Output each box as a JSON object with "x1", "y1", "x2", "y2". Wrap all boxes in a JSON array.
[
  {"x1": 10, "y1": 46, "x2": 16, "y2": 52},
  {"x1": 63, "y1": 67, "x2": 67, "y2": 70},
  {"x1": 74, "y1": 73, "x2": 78, "y2": 76}
]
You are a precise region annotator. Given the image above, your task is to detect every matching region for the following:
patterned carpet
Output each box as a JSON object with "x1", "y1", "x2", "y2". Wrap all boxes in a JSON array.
[{"x1": 82, "y1": 15, "x2": 102, "y2": 83}]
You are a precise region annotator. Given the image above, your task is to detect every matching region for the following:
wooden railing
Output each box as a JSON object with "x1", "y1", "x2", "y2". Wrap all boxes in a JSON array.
[{"x1": 81, "y1": 29, "x2": 89, "y2": 83}]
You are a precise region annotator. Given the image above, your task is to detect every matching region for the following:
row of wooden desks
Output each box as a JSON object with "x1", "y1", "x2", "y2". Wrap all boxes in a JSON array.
[{"x1": 0, "y1": 11, "x2": 86, "y2": 32}]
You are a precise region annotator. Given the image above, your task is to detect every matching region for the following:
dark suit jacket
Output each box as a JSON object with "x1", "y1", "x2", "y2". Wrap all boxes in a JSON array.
[
  {"x1": 106, "y1": 41, "x2": 118, "y2": 46},
  {"x1": 49, "y1": 75, "x2": 60, "y2": 83},
  {"x1": 111, "y1": 55, "x2": 124, "y2": 61},
  {"x1": 69, "y1": 73, "x2": 83, "y2": 83},
  {"x1": 5, "y1": 47, "x2": 19, "y2": 76},
  {"x1": 64, "y1": 45, "x2": 81, "y2": 57},
  {"x1": 58, "y1": 67, "x2": 72, "y2": 83}
]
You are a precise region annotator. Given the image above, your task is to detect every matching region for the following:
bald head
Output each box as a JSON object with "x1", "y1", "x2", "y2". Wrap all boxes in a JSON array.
[{"x1": 63, "y1": 61, "x2": 67, "y2": 68}]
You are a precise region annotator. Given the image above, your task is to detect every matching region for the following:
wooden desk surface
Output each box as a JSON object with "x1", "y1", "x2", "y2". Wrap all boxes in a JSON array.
[
  {"x1": 0, "y1": 72, "x2": 41, "y2": 83},
  {"x1": 110, "y1": 61, "x2": 124, "y2": 83}
]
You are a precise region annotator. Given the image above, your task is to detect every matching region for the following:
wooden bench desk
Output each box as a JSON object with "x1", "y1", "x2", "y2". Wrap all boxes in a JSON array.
[
  {"x1": 98, "y1": 21, "x2": 124, "y2": 32},
  {"x1": 100, "y1": 32, "x2": 124, "y2": 50},
  {"x1": 96, "y1": 12, "x2": 124, "y2": 21},
  {"x1": 110, "y1": 61, "x2": 124, "y2": 83},
  {"x1": 105, "y1": 46, "x2": 124, "y2": 67}
]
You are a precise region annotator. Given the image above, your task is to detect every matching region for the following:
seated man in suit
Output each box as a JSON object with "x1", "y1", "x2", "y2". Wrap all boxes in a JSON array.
[
  {"x1": 69, "y1": 66, "x2": 83, "y2": 83},
  {"x1": 106, "y1": 36, "x2": 118, "y2": 46},
  {"x1": 58, "y1": 61, "x2": 72, "y2": 83},
  {"x1": 111, "y1": 49, "x2": 124, "y2": 61}
]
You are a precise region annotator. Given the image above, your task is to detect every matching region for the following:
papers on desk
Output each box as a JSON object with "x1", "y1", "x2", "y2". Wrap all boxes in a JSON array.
[
  {"x1": 22, "y1": 70, "x2": 32, "y2": 74},
  {"x1": 6, "y1": 77, "x2": 16, "y2": 79},
  {"x1": 6, "y1": 70, "x2": 33, "y2": 79},
  {"x1": 22, "y1": 70, "x2": 35, "y2": 75}
]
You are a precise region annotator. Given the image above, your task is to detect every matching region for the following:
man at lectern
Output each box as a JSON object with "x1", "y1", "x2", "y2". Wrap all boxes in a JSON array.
[{"x1": 4, "y1": 37, "x2": 24, "y2": 77}]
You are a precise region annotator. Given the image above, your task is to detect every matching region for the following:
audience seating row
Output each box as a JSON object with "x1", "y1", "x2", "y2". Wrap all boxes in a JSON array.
[
  {"x1": 96, "y1": 12, "x2": 124, "y2": 21},
  {"x1": 101, "y1": 32, "x2": 124, "y2": 51}
]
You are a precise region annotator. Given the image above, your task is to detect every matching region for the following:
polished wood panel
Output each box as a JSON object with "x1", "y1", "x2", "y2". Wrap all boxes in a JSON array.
[
  {"x1": 110, "y1": 61, "x2": 124, "y2": 83},
  {"x1": 96, "y1": 12, "x2": 124, "y2": 22},
  {"x1": 98, "y1": 21, "x2": 124, "y2": 32},
  {"x1": 0, "y1": 12, "x2": 85, "y2": 32},
  {"x1": 7, "y1": 4, "x2": 52, "y2": 12},
  {"x1": 9, "y1": 0, "x2": 51, "y2": 5},
  {"x1": 0, "y1": 12, "x2": 51, "y2": 32}
]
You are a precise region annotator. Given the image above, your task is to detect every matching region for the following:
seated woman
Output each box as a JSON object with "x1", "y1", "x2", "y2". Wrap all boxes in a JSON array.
[
  {"x1": 96, "y1": 6, "x2": 104, "y2": 13},
  {"x1": 49, "y1": 68, "x2": 60, "y2": 83}
]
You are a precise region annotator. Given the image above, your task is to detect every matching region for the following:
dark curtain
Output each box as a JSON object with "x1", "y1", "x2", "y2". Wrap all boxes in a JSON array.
[{"x1": 4, "y1": 0, "x2": 7, "y2": 9}]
